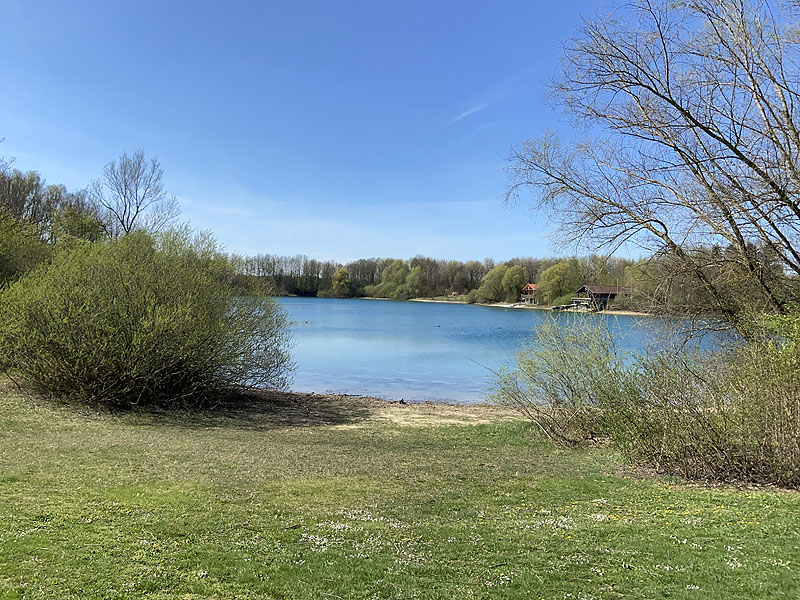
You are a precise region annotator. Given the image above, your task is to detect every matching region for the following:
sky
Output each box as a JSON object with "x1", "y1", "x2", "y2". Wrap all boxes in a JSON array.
[{"x1": 1, "y1": 0, "x2": 602, "y2": 263}]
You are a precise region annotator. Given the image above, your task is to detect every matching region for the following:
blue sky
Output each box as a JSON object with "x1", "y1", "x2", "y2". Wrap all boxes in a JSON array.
[{"x1": 1, "y1": 0, "x2": 600, "y2": 263}]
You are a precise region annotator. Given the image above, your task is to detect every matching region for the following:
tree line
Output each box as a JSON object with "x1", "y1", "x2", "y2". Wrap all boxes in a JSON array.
[
  {"x1": 233, "y1": 252, "x2": 641, "y2": 304},
  {"x1": 233, "y1": 246, "x2": 788, "y2": 313}
]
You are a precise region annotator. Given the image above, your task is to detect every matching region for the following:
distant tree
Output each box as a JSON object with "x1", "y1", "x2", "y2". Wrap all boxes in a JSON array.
[
  {"x1": 0, "y1": 207, "x2": 49, "y2": 287},
  {"x1": 331, "y1": 266, "x2": 351, "y2": 297},
  {"x1": 538, "y1": 262, "x2": 580, "y2": 304},
  {"x1": 92, "y1": 150, "x2": 179, "y2": 236},
  {"x1": 441, "y1": 260, "x2": 467, "y2": 294},
  {"x1": 463, "y1": 260, "x2": 488, "y2": 290},
  {"x1": 345, "y1": 258, "x2": 380, "y2": 291},
  {"x1": 405, "y1": 265, "x2": 425, "y2": 298},
  {"x1": 0, "y1": 168, "x2": 105, "y2": 283},
  {"x1": 319, "y1": 260, "x2": 337, "y2": 292},
  {"x1": 364, "y1": 259, "x2": 410, "y2": 299},
  {"x1": 50, "y1": 192, "x2": 107, "y2": 245},
  {"x1": 0, "y1": 139, "x2": 11, "y2": 174},
  {"x1": 501, "y1": 264, "x2": 528, "y2": 302},
  {"x1": 294, "y1": 258, "x2": 320, "y2": 296},
  {"x1": 0, "y1": 170, "x2": 63, "y2": 237},
  {"x1": 450, "y1": 269, "x2": 470, "y2": 295},
  {"x1": 508, "y1": 257, "x2": 547, "y2": 283},
  {"x1": 410, "y1": 255, "x2": 446, "y2": 296},
  {"x1": 476, "y1": 264, "x2": 509, "y2": 302}
]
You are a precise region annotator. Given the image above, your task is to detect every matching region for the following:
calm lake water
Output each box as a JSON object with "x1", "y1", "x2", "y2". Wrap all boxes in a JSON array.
[{"x1": 278, "y1": 297, "x2": 684, "y2": 404}]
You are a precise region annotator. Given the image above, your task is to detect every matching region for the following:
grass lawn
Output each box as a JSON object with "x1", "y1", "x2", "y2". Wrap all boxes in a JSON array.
[{"x1": 1, "y1": 383, "x2": 798, "y2": 599}]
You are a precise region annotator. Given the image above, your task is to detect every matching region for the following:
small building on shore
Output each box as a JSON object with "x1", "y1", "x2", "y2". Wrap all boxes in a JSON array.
[
  {"x1": 521, "y1": 283, "x2": 540, "y2": 304},
  {"x1": 571, "y1": 285, "x2": 632, "y2": 310}
]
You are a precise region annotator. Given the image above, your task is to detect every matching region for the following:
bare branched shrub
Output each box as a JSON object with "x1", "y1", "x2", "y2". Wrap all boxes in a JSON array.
[
  {"x1": 496, "y1": 316, "x2": 800, "y2": 487},
  {"x1": 492, "y1": 315, "x2": 634, "y2": 446},
  {"x1": 606, "y1": 350, "x2": 740, "y2": 480},
  {"x1": 613, "y1": 343, "x2": 800, "y2": 487}
]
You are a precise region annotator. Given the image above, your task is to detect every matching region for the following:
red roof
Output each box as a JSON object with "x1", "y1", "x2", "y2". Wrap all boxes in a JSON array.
[{"x1": 522, "y1": 283, "x2": 538, "y2": 291}]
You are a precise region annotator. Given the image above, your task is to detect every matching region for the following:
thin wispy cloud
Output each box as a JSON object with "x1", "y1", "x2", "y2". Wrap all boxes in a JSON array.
[{"x1": 448, "y1": 102, "x2": 488, "y2": 125}]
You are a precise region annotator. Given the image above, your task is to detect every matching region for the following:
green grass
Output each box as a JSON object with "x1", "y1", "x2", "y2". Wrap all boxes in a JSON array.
[{"x1": 1, "y1": 385, "x2": 798, "y2": 599}]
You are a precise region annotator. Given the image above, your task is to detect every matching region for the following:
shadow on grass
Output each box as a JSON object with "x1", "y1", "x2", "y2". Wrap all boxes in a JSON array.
[
  {"x1": 126, "y1": 388, "x2": 379, "y2": 431},
  {"x1": 0, "y1": 379, "x2": 380, "y2": 431}
]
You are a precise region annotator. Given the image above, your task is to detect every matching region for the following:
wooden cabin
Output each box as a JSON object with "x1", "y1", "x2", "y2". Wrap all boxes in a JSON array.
[
  {"x1": 521, "y1": 283, "x2": 540, "y2": 304},
  {"x1": 571, "y1": 285, "x2": 632, "y2": 310}
]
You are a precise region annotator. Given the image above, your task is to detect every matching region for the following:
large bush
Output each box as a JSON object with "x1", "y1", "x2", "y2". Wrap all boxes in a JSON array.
[
  {"x1": 0, "y1": 230, "x2": 293, "y2": 406},
  {"x1": 494, "y1": 315, "x2": 800, "y2": 488},
  {"x1": 0, "y1": 208, "x2": 50, "y2": 287}
]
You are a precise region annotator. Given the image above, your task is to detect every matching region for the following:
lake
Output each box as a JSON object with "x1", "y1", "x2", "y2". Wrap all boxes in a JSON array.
[{"x1": 278, "y1": 297, "x2": 677, "y2": 404}]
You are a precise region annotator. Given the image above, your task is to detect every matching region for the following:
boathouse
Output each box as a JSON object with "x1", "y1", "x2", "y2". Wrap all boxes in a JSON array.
[{"x1": 571, "y1": 285, "x2": 632, "y2": 310}]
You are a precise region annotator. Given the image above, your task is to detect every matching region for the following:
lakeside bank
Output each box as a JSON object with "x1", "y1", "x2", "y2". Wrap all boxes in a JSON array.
[
  {"x1": 408, "y1": 296, "x2": 652, "y2": 318},
  {"x1": 285, "y1": 294, "x2": 653, "y2": 318}
]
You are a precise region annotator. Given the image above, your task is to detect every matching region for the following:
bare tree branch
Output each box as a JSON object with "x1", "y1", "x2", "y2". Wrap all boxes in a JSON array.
[
  {"x1": 507, "y1": 0, "x2": 800, "y2": 324},
  {"x1": 92, "y1": 149, "x2": 180, "y2": 236}
]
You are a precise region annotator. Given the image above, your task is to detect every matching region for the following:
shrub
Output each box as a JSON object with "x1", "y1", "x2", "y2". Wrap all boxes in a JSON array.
[
  {"x1": 494, "y1": 315, "x2": 800, "y2": 487},
  {"x1": 492, "y1": 315, "x2": 633, "y2": 445},
  {"x1": 608, "y1": 344, "x2": 800, "y2": 487},
  {"x1": 602, "y1": 350, "x2": 735, "y2": 479},
  {"x1": 0, "y1": 230, "x2": 293, "y2": 406}
]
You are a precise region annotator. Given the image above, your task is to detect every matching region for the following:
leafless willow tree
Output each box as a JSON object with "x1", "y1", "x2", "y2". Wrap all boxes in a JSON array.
[
  {"x1": 507, "y1": 0, "x2": 800, "y2": 324},
  {"x1": 92, "y1": 150, "x2": 179, "y2": 236}
]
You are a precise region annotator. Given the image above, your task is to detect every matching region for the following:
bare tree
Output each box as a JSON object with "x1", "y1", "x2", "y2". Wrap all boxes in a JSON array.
[
  {"x1": 507, "y1": 0, "x2": 800, "y2": 324},
  {"x1": 0, "y1": 138, "x2": 12, "y2": 175},
  {"x1": 92, "y1": 150, "x2": 179, "y2": 236}
]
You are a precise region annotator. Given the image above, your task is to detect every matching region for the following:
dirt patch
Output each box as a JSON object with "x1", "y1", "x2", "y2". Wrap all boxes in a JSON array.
[
  {"x1": 186, "y1": 389, "x2": 525, "y2": 430},
  {"x1": 252, "y1": 390, "x2": 523, "y2": 428},
  {"x1": 367, "y1": 399, "x2": 522, "y2": 427}
]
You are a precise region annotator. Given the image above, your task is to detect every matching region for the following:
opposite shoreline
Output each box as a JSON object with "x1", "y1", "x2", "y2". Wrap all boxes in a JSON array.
[
  {"x1": 406, "y1": 297, "x2": 652, "y2": 318},
  {"x1": 286, "y1": 295, "x2": 651, "y2": 317}
]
